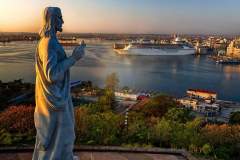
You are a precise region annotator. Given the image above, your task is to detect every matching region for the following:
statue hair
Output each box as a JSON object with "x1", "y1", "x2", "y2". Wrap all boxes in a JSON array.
[{"x1": 39, "y1": 7, "x2": 61, "y2": 38}]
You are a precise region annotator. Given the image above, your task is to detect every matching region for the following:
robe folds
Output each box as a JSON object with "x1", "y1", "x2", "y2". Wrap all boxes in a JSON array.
[{"x1": 33, "y1": 36, "x2": 77, "y2": 160}]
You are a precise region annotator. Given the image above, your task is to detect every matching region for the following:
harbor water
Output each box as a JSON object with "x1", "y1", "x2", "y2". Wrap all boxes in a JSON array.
[{"x1": 0, "y1": 40, "x2": 240, "y2": 102}]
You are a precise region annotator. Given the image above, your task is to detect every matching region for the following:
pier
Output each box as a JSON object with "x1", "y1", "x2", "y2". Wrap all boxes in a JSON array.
[{"x1": 209, "y1": 55, "x2": 240, "y2": 64}]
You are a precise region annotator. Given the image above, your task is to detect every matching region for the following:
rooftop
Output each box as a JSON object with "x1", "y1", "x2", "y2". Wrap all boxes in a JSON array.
[{"x1": 187, "y1": 89, "x2": 217, "y2": 94}]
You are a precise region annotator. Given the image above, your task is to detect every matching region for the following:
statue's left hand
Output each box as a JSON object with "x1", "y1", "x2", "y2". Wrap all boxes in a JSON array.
[{"x1": 72, "y1": 42, "x2": 85, "y2": 61}]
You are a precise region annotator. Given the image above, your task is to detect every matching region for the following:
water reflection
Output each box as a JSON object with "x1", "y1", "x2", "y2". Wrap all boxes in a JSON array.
[{"x1": 0, "y1": 41, "x2": 239, "y2": 102}]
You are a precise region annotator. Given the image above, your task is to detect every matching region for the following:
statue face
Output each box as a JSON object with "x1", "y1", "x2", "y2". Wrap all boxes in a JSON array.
[{"x1": 55, "y1": 10, "x2": 64, "y2": 32}]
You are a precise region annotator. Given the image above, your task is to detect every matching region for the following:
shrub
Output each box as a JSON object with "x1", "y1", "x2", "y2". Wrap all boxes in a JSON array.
[
  {"x1": 165, "y1": 108, "x2": 192, "y2": 123},
  {"x1": 137, "y1": 95, "x2": 178, "y2": 118},
  {"x1": 86, "y1": 112, "x2": 123, "y2": 145},
  {"x1": 127, "y1": 111, "x2": 149, "y2": 144},
  {"x1": 201, "y1": 124, "x2": 240, "y2": 159},
  {"x1": 74, "y1": 107, "x2": 90, "y2": 142},
  {"x1": 201, "y1": 143, "x2": 212, "y2": 156},
  {"x1": 0, "y1": 105, "x2": 35, "y2": 134},
  {"x1": 75, "y1": 107, "x2": 124, "y2": 145},
  {"x1": 229, "y1": 111, "x2": 240, "y2": 124},
  {"x1": 0, "y1": 105, "x2": 35, "y2": 145},
  {"x1": 151, "y1": 118, "x2": 172, "y2": 147},
  {"x1": 0, "y1": 129, "x2": 13, "y2": 145},
  {"x1": 215, "y1": 145, "x2": 233, "y2": 160},
  {"x1": 201, "y1": 124, "x2": 240, "y2": 146}
]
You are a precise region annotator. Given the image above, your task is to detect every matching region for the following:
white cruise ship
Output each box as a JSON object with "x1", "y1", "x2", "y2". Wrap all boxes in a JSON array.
[{"x1": 113, "y1": 37, "x2": 196, "y2": 56}]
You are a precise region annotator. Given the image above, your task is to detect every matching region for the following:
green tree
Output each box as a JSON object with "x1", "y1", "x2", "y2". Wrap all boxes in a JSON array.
[
  {"x1": 127, "y1": 111, "x2": 149, "y2": 144},
  {"x1": 122, "y1": 86, "x2": 130, "y2": 93},
  {"x1": 170, "y1": 117, "x2": 204, "y2": 149},
  {"x1": 74, "y1": 106, "x2": 90, "y2": 143},
  {"x1": 140, "y1": 95, "x2": 178, "y2": 118},
  {"x1": 215, "y1": 145, "x2": 233, "y2": 160},
  {"x1": 151, "y1": 118, "x2": 172, "y2": 147},
  {"x1": 75, "y1": 106, "x2": 124, "y2": 145},
  {"x1": 202, "y1": 143, "x2": 212, "y2": 156},
  {"x1": 105, "y1": 72, "x2": 119, "y2": 91},
  {"x1": 165, "y1": 108, "x2": 192, "y2": 123},
  {"x1": 86, "y1": 112, "x2": 123, "y2": 145},
  {"x1": 229, "y1": 111, "x2": 240, "y2": 124},
  {"x1": 98, "y1": 89, "x2": 115, "y2": 110}
]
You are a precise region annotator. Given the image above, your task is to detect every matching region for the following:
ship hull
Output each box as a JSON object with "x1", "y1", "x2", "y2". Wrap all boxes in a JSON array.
[{"x1": 114, "y1": 48, "x2": 196, "y2": 56}]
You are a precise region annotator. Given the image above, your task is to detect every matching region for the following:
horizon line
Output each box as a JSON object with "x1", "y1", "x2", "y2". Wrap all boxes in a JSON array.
[{"x1": 0, "y1": 31, "x2": 240, "y2": 36}]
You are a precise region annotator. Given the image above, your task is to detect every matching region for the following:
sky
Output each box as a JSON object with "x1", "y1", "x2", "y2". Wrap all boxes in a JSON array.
[{"x1": 0, "y1": 0, "x2": 240, "y2": 34}]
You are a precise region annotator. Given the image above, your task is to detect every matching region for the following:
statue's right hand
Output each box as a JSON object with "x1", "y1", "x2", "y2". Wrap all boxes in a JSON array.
[{"x1": 72, "y1": 45, "x2": 85, "y2": 61}]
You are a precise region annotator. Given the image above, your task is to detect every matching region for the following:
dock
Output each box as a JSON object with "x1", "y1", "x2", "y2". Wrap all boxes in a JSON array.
[
  {"x1": 216, "y1": 59, "x2": 240, "y2": 64},
  {"x1": 209, "y1": 55, "x2": 240, "y2": 64}
]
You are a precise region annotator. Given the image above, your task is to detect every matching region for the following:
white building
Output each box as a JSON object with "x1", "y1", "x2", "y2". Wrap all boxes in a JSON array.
[
  {"x1": 187, "y1": 89, "x2": 217, "y2": 100},
  {"x1": 197, "y1": 102, "x2": 220, "y2": 114},
  {"x1": 114, "y1": 91, "x2": 138, "y2": 101},
  {"x1": 178, "y1": 98, "x2": 220, "y2": 115},
  {"x1": 178, "y1": 98, "x2": 198, "y2": 110},
  {"x1": 226, "y1": 39, "x2": 240, "y2": 58}
]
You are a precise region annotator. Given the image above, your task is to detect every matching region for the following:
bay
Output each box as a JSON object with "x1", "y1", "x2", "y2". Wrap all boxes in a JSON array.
[{"x1": 0, "y1": 40, "x2": 239, "y2": 102}]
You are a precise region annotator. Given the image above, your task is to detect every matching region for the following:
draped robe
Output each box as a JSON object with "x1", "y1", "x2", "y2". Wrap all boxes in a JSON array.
[{"x1": 33, "y1": 36, "x2": 77, "y2": 160}]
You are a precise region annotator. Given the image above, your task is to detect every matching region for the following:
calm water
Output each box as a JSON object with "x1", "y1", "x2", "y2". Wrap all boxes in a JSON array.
[{"x1": 0, "y1": 40, "x2": 240, "y2": 102}]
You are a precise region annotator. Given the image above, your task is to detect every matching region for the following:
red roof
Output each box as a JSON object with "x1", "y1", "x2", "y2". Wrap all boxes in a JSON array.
[{"x1": 187, "y1": 89, "x2": 217, "y2": 94}]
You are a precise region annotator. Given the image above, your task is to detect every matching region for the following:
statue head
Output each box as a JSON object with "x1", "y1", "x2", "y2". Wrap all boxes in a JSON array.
[{"x1": 39, "y1": 7, "x2": 64, "y2": 38}]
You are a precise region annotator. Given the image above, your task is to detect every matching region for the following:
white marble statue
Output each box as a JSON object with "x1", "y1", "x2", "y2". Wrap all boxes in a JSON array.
[{"x1": 33, "y1": 7, "x2": 84, "y2": 160}]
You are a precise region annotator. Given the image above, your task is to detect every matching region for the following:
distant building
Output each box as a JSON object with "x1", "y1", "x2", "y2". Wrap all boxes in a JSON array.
[
  {"x1": 178, "y1": 97, "x2": 220, "y2": 115},
  {"x1": 187, "y1": 89, "x2": 217, "y2": 100},
  {"x1": 178, "y1": 89, "x2": 220, "y2": 116},
  {"x1": 226, "y1": 39, "x2": 240, "y2": 58},
  {"x1": 115, "y1": 91, "x2": 138, "y2": 101},
  {"x1": 178, "y1": 98, "x2": 198, "y2": 110},
  {"x1": 195, "y1": 42, "x2": 213, "y2": 54},
  {"x1": 197, "y1": 102, "x2": 220, "y2": 115},
  {"x1": 114, "y1": 90, "x2": 150, "y2": 101},
  {"x1": 213, "y1": 42, "x2": 228, "y2": 50},
  {"x1": 58, "y1": 37, "x2": 79, "y2": 46}
]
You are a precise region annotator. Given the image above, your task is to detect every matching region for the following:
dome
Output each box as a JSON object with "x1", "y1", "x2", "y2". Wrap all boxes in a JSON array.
[{"x1": 175, "y1": 37, "x2": 182, "y2": 42}]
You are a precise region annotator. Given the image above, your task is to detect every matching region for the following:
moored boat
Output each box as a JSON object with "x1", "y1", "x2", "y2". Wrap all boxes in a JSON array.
[{"x1": 114, "y1": 37, "x2": 196, "y2": 56}]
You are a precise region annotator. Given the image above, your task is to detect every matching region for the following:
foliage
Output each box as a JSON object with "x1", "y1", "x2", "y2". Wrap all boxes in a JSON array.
[
  {"x1": 229, "y1": 111, "x2": 240, "y2": 124},
  {"x1": 98, "y1": 89, "x2": 115, "y2": 108},
  {"x1": 201, "y1": 143, "x2": 212, "y2": 156},
  {"x1": 0, "y1": 98, "x2": 240, "y2": 159},
  {"x1": 201, "y1": 124, "x2": 240, "y2": 146},
  {"x1": 0, "y1": 129, "x2": 35, "y2": 146},
  {"x1": 74, "y1": 107, "x2": 90, "y2": 139},
  {"x1": 0, "y1": 129, "x2": 13, "y2": 145},
  {"x1": 214, "y1": 145, "x2": 233, "y2": 160},
  {"x1": 127, "y1": 111, "x2": 149, "y2": 144},
  {"x1": 137, "y1": 95, "x2": 178, "y2": 118},
  {"x1": 201, "y1": 124, "x2": 240, "y2": 159},
  {"x1": 0, "y1": 79, "x2": 34, "y2": 110},
  {"x1": 122, "y1": 86, "x2": 130, "y2": 92},
  {"x1": 0, "y1": 105, "x2": 35, "y2": 145},
  {"x1": 165, "y1": 107, "x2": 192, "y2": 123},
  {"x1": 105, "y1": 72, "x2": 119, "y2": 91},
  {"x1": 75, "y1": 107, "x2": 124, "y2": 145},
  {"x1": 86, "y1": 112, "x2": 123, "y2": 145},
  {"x1": 0, "y1": 105, "x2": 35, "y2": 134},
  {"x1": 150, "y1": 118, "x2": 172, "y2": 147}
]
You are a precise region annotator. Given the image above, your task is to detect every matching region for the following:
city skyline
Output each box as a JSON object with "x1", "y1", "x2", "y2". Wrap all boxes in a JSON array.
[{"x1": 0, "y1": 0, "x2": 240, "y2": 34}]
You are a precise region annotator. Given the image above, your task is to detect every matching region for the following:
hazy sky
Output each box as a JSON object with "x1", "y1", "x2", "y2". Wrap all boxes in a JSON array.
[{"x1": 0, "y1": 0, "x2": 240, "y2": 34}]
